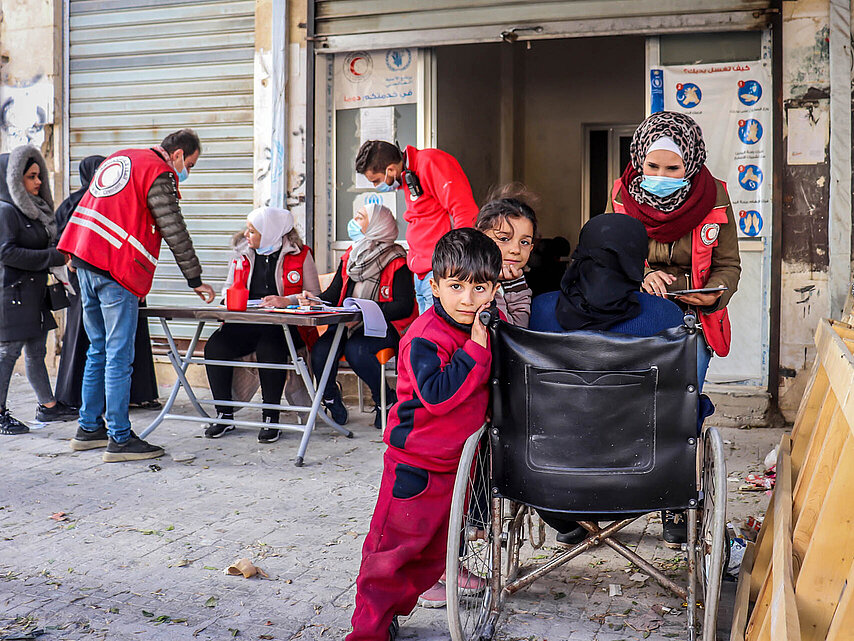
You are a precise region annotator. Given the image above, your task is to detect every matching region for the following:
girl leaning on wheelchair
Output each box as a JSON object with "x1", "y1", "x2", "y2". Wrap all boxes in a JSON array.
[{"x1": 345, "y1": 112, "x2": 738, "y2": 641}]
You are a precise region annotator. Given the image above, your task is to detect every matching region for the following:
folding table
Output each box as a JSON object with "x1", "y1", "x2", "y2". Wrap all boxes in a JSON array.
[{"x1": 139, "y1": 306, "x2": 360, "y2": 466}]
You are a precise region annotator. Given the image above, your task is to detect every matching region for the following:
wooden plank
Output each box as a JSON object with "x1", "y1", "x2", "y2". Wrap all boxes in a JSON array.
[
  {"x1": 730, "y1": 541, "x2": 756, "y2": 641},
  {"x1": 769, "y1": 437, "x2": 801, "y2": 641},
  {"x1": 792, "y1": 401, "x2": 838, "y2": 510},
  {"x1": 791, "y1": 359, "x2": 829, "y2": 475},
  {"x1": 815, "y1": 320, "x2": 854, "y2": 440},
  {"x1": 792, "y1": 422, "x2": 848, "y2": 572},
  {"x1": 825, "y1": 562, "x2": 854, "y2": 641},
  {"x1": 795, "y1": 437, "x2": 854, "y2": 641},
  {"x1": 749, "y1": 492, "x2": 774, "y2": 602}
]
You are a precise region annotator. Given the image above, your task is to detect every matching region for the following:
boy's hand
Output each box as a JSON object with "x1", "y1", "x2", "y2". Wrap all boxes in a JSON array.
[
  {"x1": 471, "y1": 302, "x2": 490, "y2": 348},
  {"x1": 501, "y1": 263, "x2": 522, "y2": 281}
]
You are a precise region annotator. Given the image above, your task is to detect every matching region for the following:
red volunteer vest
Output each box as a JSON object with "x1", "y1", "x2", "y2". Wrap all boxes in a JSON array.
[
  {"x1": 58, "y1": 148, "x2": 177, "y2": 297},
  {"x1": 281, "y1": 246, "x2": 311, "y2": 295},
  {"x1": 339, "y1": 247, "x2": 419, "y2": 336},
  {"x1": 611, "y1": 180, "x2": 732, "y2": 357}
]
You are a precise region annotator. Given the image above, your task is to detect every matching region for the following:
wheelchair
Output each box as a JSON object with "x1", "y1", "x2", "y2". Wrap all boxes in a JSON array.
[{"x1": 444, "y1": 314, "x2": 727, "y2": 641}]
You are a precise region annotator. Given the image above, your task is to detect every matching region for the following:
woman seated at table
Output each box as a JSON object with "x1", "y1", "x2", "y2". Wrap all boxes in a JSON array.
[
  {"x1": 302, "y1": 203, "x2": 416, "y2": 429},
  {"x1": 530, "y1": 213, "x2": 707, "y2": 549},
  {"x1": 204, "y1": 207, "x2": 320, "y2": 444}
]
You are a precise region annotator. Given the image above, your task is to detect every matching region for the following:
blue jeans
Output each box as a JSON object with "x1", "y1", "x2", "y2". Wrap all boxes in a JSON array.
[
  {"x1": 77, "y1": 269, "x2": 139, "y2": 443},
  {"x1": 414, "y1": 271, "x2": 434, "y2": 314}
]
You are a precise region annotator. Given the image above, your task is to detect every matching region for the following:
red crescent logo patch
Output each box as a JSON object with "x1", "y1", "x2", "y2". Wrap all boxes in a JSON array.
[
  {"x1": 701, "y1": 223, "x2": 720, "y2": 246},
  {"x1": 287, "y1": 270, "x2": 301, "y2": 284}
]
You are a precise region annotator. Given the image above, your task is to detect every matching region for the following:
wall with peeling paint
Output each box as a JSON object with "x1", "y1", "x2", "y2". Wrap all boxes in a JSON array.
[
  {"x1": 777, "y1": 0, "x2": 836, "y2": 416},
  {"x1": 0, "y1": 0, "x2": 62, "y2": 194}
]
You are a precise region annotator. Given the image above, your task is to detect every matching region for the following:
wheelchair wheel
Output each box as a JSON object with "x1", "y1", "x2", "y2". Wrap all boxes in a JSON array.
[
  {"x1": 446, "y1": 426, "x2": 496, "y2": 641},
  {"x1": 696, "y1": 426, "x2": 727, "y2": 641}
]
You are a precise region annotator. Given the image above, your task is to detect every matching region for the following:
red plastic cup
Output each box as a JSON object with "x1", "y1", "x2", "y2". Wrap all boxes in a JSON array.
[{"x1": 226, "y1": 286, "x2": 248, "y2": 311}]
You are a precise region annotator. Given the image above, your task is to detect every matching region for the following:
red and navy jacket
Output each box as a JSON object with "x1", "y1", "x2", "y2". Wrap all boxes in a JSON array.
[{"x1": 384, "y1": 300, "x2": 492, "y2": 473}]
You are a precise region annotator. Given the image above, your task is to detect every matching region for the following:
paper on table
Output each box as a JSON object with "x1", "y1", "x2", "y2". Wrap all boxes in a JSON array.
[{"x1": 342, "y1": 297, "x2": 387, "y2": 337}]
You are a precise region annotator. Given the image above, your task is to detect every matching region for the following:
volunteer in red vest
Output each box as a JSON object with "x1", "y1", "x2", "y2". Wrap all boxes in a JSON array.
[
  {"x1": 355, "y1": 140, "x2": 478, "y2": 313},
  {"x1": 607, "y1": 111, "x2": 741, "y2": 386},
  {"x1": 58, "y1": 129, "x2": 216, "y2": 462},
  {"x1": 303, "y1": 203, "x2": 416, "y2": 429},
  {"x1": 203, "y1": 206, "x2": 320, "y2": 443}
]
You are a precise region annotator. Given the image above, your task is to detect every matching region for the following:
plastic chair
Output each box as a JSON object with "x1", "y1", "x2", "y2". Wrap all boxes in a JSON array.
[{"x1": 342, "y1": 348, "x2": 397, "y2": 429}]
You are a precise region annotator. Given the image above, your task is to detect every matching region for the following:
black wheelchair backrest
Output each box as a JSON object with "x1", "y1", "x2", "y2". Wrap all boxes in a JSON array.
[{"x1": 488, "y1": 319, "x2": 699, "y2": 515}]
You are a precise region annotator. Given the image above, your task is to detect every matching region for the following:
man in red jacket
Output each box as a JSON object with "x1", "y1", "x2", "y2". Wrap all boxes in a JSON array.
[{"x1": 355, "y1": 141, "x2": 478, "y2": 312}]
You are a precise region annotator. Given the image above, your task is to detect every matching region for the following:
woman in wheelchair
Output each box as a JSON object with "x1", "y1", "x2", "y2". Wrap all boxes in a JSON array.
[
  {"x1": 606, "y1": 111, "x2": 741, "y2": 387},
  {"x1": 530, "y1": 213, "x2": 708, "y2": 548}
]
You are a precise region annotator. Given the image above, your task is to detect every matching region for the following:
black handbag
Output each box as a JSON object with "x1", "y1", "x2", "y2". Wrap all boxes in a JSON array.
[{"x1": 46, "y1": 274, "x2": 70, "y2": 311}]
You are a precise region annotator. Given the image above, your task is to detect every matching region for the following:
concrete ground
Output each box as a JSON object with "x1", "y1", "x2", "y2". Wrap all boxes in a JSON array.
[{"x1": 0, "y1": 370, "x2": 783, "y2": 641}]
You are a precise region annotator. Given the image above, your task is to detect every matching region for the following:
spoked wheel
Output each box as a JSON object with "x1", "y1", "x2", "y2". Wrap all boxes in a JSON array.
[
  {"x1": 696, "y1": 426, "x2": 728, "y2": 641},
  {"x1": 447, "y1": 426, "x2": 496, "y2": 641}
]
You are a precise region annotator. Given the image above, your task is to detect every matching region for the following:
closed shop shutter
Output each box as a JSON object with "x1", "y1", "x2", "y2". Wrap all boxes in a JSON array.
[
  {"x1": 68, "y1": 0, "x2": 255, "y2": 340},
  {"x1": 314, "y1": 0, "x2": 773, "y2": 52}
]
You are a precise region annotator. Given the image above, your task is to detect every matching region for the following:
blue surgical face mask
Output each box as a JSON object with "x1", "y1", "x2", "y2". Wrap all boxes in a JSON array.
[
  {"x1": 174, "y1": 152, "x2": 189, "y2": 183},
  {"x1": 347, "y1": 218, "x2": 365, "y2": 242},
  {"x1": 375, "y1": 170, "x2": 399, "y2": 193},
  {"x1": 640, "y1": 175, "x2": 689, "y2": 198}
]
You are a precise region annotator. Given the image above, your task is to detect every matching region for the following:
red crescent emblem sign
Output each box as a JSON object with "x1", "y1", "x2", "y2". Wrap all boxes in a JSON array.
[
  {"x1": 380, "y1": 285, "x2": 390, "y2": 299},
  {"x1": 701, "y1": 223, "x2": 720, "y2": 246},
  {"x1": 287, "y1": 270, "x2": 301, "y2": 284}
]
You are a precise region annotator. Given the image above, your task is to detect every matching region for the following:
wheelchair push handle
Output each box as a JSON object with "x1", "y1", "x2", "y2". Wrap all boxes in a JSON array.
[{"x1": 479, "y1": 307, "x2": 500, "y2": 329}]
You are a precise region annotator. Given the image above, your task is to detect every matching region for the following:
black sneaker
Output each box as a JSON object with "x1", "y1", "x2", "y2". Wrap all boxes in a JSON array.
[
  {"x1": 70, "y1": 425, "x2": 109, "y2": 451},
  {"x1": 372, "y1": 388, "x2": 398, "y2": 429},
  {"x1": 102, "y1": 431, "x2": 164, "y2": 463},
  {"x1": 555, "y1": 523, "x2": 587, "y2": 546},
  {"x1": 322, "y1": 393, "x2": 348, "y2": 426},
  {"x1": 258, "y1": 416, "x2": 280, "y2": 443},
  {"x1": 662, "y1": 510, "x2": 687, "y2": 549},
  {"x1": 204, "y1": 412, "x2": 234, "y2": 439},
  {"x1": 35, "y1": 402, "x2": 78, "y2": 423},
  {"x1": 0, "y1": 408, "x2": 28, "y2": 435}
]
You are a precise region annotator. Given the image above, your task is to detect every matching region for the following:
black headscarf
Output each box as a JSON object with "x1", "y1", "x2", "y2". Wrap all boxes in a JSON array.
[
  {"x1": 55, "y1": 155, "x2": 105, "y2": 234},
  {"x1": 555, "y1": 214, "x2": 649, "y2": 331}
]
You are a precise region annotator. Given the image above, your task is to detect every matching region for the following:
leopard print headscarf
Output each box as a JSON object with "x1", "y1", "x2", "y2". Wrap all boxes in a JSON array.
[{"x1": 627, "y1": 111, "x2": 707, "y2": 213}]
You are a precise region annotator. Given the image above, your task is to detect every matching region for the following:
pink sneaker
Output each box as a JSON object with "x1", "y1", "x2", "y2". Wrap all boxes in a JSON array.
[
  {"x1": 417, "y1": 581, "x2": 447, "y2": 608},
  {"x1": 456, "y1": 566, "x2": 486, "y2": 595}
]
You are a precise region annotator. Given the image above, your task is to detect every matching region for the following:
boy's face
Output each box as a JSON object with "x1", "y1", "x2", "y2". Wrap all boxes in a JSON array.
[{"x1": 430, "y1": 276, "x2": 499, "y2": 325}]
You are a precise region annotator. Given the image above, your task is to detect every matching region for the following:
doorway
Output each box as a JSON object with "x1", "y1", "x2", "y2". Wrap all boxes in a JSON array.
[{"x1": 435, "y1": 36, "x2": 647, "y2": 246}]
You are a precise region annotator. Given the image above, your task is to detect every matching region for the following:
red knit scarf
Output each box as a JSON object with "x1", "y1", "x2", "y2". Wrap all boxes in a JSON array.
[{"x1": 618, "y1": 164, "x2": 717, "y2": 243}]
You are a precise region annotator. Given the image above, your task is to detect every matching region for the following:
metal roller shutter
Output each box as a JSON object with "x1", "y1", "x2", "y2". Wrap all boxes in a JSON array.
[
  {"x1": 314, "y1": 0, "x2": 773, "y2": 51},
  {"x1": 68, "y1": 0, "x2": 255, "y2": 340}
]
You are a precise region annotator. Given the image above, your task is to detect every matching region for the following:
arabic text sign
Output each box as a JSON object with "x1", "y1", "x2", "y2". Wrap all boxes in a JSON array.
[
  {"x1": 334, "y1": 49, "x2": 417, "y2": 110},
  {"x1": 659, "y1": 61, "x2": 772, "y2": 238}
]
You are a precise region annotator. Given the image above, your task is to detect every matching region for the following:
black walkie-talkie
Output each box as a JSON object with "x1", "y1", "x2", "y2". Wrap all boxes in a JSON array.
[
  {"x1": 396, "y1": 140, "x2": 423, "y2": 199},
  {"x1": 404, "y1": 170, "x2": 423, "y2": 199}
]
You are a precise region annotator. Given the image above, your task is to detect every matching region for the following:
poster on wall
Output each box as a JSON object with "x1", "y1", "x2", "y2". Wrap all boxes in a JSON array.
[
  {"x1": 334, "y1": 48, "x2": 417, "y2": 110},
  {"x1": 651, "y1": 61, "x2": 772, "y2": 238}
]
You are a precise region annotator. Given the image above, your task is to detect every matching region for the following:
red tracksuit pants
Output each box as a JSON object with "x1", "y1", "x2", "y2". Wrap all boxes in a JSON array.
[{"x1": 346, "y1": 451, "x2": 457, "y2": 641}]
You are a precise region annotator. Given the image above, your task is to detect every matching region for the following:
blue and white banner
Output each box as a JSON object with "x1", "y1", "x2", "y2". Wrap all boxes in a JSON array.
[{"x1": 654, "y1": 61, "x2": 772, "y2": 238}]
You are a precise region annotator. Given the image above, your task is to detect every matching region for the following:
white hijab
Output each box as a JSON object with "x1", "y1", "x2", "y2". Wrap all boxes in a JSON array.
[{"x1": 247, "y1": 207, "x2": 294, "y2": 255}]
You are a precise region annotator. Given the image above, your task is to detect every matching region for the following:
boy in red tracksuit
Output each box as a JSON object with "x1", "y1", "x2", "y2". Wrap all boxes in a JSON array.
[{"x1": 346, "y1": 228, "x2": 503, "y2": 641}]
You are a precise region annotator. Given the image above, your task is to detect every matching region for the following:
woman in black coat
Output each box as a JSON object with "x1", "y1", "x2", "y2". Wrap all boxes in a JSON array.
[
  {"x1": 0, "y1": 145, "x2": 77, "y2": 434},
  {"x1": 54, "y1": 155, "x2": 161, "y2": 410}
]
